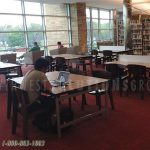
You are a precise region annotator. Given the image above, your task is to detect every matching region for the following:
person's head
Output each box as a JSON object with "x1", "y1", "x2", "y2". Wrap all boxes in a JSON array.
[
  {"x1": 34, "y1": 42, "x2": 38, "y2": 46},
  {"x1": 57, "y1": 41, "x2": 61, "y2": 46},
  {"x1": 34, "y1": 58, "x2": 49, "y2": 73}
]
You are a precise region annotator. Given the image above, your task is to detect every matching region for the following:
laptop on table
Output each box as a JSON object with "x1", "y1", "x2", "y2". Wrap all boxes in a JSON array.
[{"x1": 50, "y1": 71, "x2": 70, "y2": 87}]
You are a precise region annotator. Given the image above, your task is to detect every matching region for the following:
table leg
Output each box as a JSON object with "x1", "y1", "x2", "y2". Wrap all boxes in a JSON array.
[{"x1": 56, "y1": 96, "x2": 61, "y2": 138}]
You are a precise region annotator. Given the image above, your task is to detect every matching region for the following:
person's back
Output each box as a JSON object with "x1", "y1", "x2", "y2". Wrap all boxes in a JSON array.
[
  {"x1": 20, "y1": 69, "x2": 48, "y2": 104},
  {"x1": 20, "y1": 58, "x2": 53, "y2": 113},
  {"x1": 29, "y1": 42, "x2": 40, "y2": 52}
]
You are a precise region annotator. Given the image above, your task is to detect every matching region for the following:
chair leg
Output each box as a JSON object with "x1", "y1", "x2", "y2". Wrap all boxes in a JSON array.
[
  {"x1": 81, "y1": 94, "x2": 86, "y2": 110},
  {"x1": 109, "y1": 92, "x2": 114, "y2": 110},
  {"x1": 23, "y1": 114, "x2": 28, "y2": 139},
  {"x1": 95, "y1": 94, "x2": 101, "y2": 111},
  {"x1": 12, "y1": 100, "x2": 18, "y2": 134},
  {"x1": 69, "y1": 98, "x2": 72, "y2": 109},
  {"x1": 7, "y1": 82, "x2": 12, "y2": 119}
]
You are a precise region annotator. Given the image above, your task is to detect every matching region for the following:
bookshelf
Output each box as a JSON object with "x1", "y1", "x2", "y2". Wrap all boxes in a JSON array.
[
  {"x1": 142, "y1": 19, "x2": 150, "y2": 55},
  {"x1": 117, "y1": 20, "x2": 124, "y2": 45},
  {"x1": 130, "y1": 20, "x2": 143, "y2": 54}
]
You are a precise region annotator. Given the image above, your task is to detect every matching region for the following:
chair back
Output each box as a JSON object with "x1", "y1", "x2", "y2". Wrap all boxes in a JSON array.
[
  {"x1": 106, "y1": 64, "x2": 125, "y2": 79},
  {"x1": 58, "y1": 47, "x2": 67, "y2": 54},
  {"x1": 55, "y1": 57, "x2": 67, "y2": 71},
  {"x1": 91, "y1": 50, "x2": 98, "y2": 56},
  {"x1": 45, "y1": 56, "x2": 54, "y2": 63},
  {"x1": 13, "y1": 86, "x2": 29, "y2": 114},
  {"x1": 92, "y1": 70, "x2": 113, "y2": 92},
  {"x1": 127, "y1": 64, "x2": 146, "y2": 79},
  {"x1": 24, "y1": 50, "x2": 44, "y2": 65},
  {"x1": 0, "y1": 53, "x2": 16, "y2": 63},
  {"x1": 103, "y1": 50, "x2": 112, "y2": 57}
]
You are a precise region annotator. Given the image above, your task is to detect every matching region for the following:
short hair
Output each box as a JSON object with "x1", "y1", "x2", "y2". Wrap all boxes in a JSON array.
[
  {"x1": 34, "y1": 58, "x2": 50, "y2": 70},
  {"x1": 34, "y1": 42, "x2": 38, "y2": 45},
  {"x1": 57, "y1": 41, "x2": 61, "y2": 45}
]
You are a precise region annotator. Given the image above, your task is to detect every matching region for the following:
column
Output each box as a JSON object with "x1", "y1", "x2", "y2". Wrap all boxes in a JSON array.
[{"x1": 123, "y1": 0, "x2": 132, "y2": 49}]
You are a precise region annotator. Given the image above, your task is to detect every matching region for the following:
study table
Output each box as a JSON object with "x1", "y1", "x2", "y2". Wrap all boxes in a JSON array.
[
  {"x1": 106, "y1": 55, "x2": 150, "y2": 68},
  {"x1": 0, "y1": 62, "x2": 22, "y2": 76},
  {"x1": 9, "y1": 71, "x2": 108, "y2": 138},
  {"x1": 51, "y1": 54, "x2": 93, "y2": 71}
]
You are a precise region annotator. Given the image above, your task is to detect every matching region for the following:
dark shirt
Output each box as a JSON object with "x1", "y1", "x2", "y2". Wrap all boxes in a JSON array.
[{"x1": 29, "y1": 46, "x2": 40, "y2": 52}]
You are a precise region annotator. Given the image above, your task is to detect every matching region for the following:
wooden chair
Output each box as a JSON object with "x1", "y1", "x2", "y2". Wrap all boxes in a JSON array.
[
  {"x1": 55, "y1": 57, "x2": 68, "y2": 71},
  {"x1": 91, "y1": 50, "x2": 101, "y2": 67},
  {"x1": 68, "y1": 68, "x2": 87, "y2": 110},
  {"x1": 45, "y1": 56, "x2": 55, "y2": 71},
  {"x1": 24, "y1": 50, "x2": 44, "y2": 65},
  {"x1": 88, "y1": 70, "x2": 115, "y2": 110},
  {"x1": 106, "y1": 63, "x2": 127, "y2": 96},
  {"x1": 126, "y1": 64, "x2": 147, "y2": 99},
  {"x1": 75, "y1": 56, "x2": 92, "y2": 75},
  {"x1": 11, "y1": 86, "x2": 48, "y2": 139},
  {"x1": 102, "y1": 50, "x2": 117, "y2": 64}
]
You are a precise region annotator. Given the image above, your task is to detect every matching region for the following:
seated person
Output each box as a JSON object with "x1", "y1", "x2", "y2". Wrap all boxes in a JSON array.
[
  {"x1": 20, "y1": 58, "x2": 55, "y2": 114},
  {"x1": 19, "y1": 42, "x2": 40, "y2": 59},
  {"x1": 57, "y1": 41, "x2": 64, "y2": 49},
  {"x1": 29, "y1": 42, "x2": 40, "y2": 52}
]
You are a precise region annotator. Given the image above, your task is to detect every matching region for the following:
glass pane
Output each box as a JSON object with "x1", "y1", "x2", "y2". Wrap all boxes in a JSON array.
[
  {"x1": 92, "y1": 9, "x2": 98, "y2": 18},
  {"x1": 93, "y1": 30, "x2": 99, "y2": 41},
  {"x1": 110, "y1": 20, "x2": 114, "y2": 29},
  {"x1": 0, "y1": 32, "x2": 26, "y2": 51},
  {"x1": 45, "y1": 17, "x2": 68, "y2": 30},
  {"x1": 27, "y1": 32, "x2": 44, "y2": 48},
  {"x1": 24, "y1": 2, "x2": 41, "y2": 15},
  {"x1": 0, "y1": 0, "x2": 22, "y2": 14},
  {"x1": 86, "y1": 8, "x2": 90, "y2": 18},
  {"x1": 109, "y1": 30, "x2": 114, "y2": 40},
  {"x1": 100, "y1": 19, "x2": 110, "y2": 29},
  {"x1": 100, "y1": 10, "x2": 109, "y2": 19},
  {"x1": 86, "y1": 19, "x2": 90, "y2": 29},
  {"x1": 100, "y1": 30, "x2": 110, "y2": 40},
  {"x1": 44, "y1": 4, "x2": 67, "y2": 16},
  {"x1": 46, "y1": 31, "x2": 69, "y2": 46},
  {"x1": 92, "y1": 19, "x2": 98, "y2": 29},
  {"x1": 87, "y1": 30, "x2": 91, "y2": 42},
  {"x1": 26, "y1": 16, "x2": 43, "y2": 31},
  {"x1": 0, "y1": 15, "x2": 24, "y2": 31}
]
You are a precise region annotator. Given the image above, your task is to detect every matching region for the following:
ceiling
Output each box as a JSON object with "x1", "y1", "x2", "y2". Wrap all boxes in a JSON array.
[{"x1": 22, "y1": 0, "x2": 150, "y2": 14}]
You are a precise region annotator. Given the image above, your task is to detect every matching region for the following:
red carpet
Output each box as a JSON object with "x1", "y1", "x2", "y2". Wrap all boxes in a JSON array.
[
  {"x1": 1, "y1": 91, "x2": 150, "y2": 150},
  {"x1": 1, "y1": 64, "x2": 150, "y2": 150}
]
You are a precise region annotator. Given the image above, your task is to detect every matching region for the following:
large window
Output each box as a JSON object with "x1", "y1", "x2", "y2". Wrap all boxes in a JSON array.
[
  {"x1": 0, "y1": 0, "x2": 71, "y2": 55},
  {"x1": 86, "y1": 7, "x2": 114, "y2": 50}
]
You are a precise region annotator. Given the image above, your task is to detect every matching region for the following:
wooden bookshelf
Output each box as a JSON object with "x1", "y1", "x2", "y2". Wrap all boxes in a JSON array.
[
  {"x1": 130, "y1": 20, "x2": 143, "y2": 55},
  {"x1": 142, "y1": 19, "x2": 150, "y2": 55}
]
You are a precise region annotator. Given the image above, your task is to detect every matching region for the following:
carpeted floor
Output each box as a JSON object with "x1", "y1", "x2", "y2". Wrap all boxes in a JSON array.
[
  {"x1": 1, "y1": 89, "x2": 150, "y2": 150},
  {"x1": 1, "y1": 64, "x2": 150, "y2": 150}
]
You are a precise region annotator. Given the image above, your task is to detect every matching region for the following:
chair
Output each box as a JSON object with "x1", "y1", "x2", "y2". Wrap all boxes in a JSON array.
[
  {"x1": 0, "y1": 53, "x2": 16, "y2": 63},
  {"x1": 76, "y1": 56, "x2": 92, "y2": 75},
  {"x1": 45, "y1": 56, "x2": 55, "y2": 71},
  {"x1": 24, "y1": 50, "x2": 44, "y2": 65},
  {"x1": 126, "y1": 64, "x2": 147, "y2": 99},
  {"x1": 105, "y1": 64, "x2": 127, "y2": 96},
  {"x1": 88, "y1": 70, "x2": 114, "y2": 110},
  {"x1": 102, "y1": 50, "x2": 117, "y2": 64},
  {"x1": 55, "y1": 57, "x2": 68, "y2": 71},
  {"x1": 91, "y1": 50, "x2": 101, "y2": 67},
  {"x1": 68, "y1": 68, "x2": 86, "y2": 110},
  {"x1": 12, "y1": 86, "x2": 48, "y2": 139}
]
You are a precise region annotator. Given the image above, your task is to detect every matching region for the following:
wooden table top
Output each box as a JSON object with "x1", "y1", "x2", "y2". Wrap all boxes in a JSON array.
[
  {"x1": 106, "y1": 61, "x2": 150, "y2": 68},
  {"x1": 11, "y1": 71, "x2": 108, "y2": 95},
  {"x1": 51, "y1": 54, "x2": 91, "y2": 60},
  {"x1": 0, "y1": 62, "x2": 20, "y2": 69}
]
